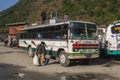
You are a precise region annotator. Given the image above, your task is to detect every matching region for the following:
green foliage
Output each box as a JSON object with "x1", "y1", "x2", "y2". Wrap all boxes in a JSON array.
[
  {"x1": 0, "y1": 0, "x2": 34, "y2": 27},
  {"x1": 42, "y1": 0, "x2": 52, "y2": 4},
  {"x1": 0, "y1": 0, "x2": 120, "y2": 30}
]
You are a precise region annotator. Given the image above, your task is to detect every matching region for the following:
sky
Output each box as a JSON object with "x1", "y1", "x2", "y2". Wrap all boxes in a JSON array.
[{"x1": 0, "y1": 0, "x2": 19, "y2": 11}]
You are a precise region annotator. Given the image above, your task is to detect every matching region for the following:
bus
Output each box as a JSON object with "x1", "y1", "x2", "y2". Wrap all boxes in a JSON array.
[
  {"x1": 103, "y1": 21, "x2": 120, "y2": 55},
  {"x1": 19, "y1": 19, "x2": 99, "y2": 66}
]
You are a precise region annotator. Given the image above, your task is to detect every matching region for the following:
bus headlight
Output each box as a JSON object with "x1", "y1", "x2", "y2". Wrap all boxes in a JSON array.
[{"x1": 73, "y1": 48, "x2": 79, "y2": 52}]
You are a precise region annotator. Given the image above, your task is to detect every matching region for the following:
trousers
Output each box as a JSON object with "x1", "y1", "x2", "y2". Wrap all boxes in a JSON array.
[{"x1": 38, "y1": 53, "x2": 45, "y2": 66}]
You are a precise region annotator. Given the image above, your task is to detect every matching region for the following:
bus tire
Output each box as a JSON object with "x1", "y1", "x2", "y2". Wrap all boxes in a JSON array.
[
  {"x1": 27, "y1": 47, "x2": 34, "y2": 57},
  {"x1": 59, "y1": 51, "x2": 70, "y2": 67}
]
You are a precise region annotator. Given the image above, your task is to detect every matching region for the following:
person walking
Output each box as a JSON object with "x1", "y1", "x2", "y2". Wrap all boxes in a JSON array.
[{"x1": 36, "y1": 41, "x2": 47, "y2": 66}]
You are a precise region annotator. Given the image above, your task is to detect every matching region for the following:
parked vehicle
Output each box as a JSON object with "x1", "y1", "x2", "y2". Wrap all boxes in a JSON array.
[
  {"x1": 19, "y1": 19, "x2": 99, "y2": 66},
  {"x1": 100, "y1": 21, "x2": 120, "y2": 57}
]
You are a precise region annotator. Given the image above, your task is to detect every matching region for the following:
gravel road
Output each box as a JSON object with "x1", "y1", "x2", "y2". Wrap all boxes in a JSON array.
[{"x1": 0, "y1": 42, "x2": 120, "y2": 80}]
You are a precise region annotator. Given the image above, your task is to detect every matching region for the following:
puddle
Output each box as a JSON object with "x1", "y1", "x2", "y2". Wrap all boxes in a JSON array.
[{"x1": 56, "y1": 72, "x2": 118, "y2": 80}]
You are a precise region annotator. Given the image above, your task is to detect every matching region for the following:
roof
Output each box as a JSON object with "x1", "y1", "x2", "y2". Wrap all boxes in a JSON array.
[
  {"x1": 21, "y1": 20, "x2": 96, "y2": 30},
  {"x1": 6, "y1": 22, "x2": 28, "y2": 26}
]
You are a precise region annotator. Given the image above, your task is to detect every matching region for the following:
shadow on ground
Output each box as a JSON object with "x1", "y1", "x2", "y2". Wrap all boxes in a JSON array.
[
  {"x1": 69, "y1": 56, "x2": 120, "y2": 67},
  {"x1": 0, "y1": 63, "x2": 119, "y2": 80},
  {"x1": 0, "y1": 50, "x2": 25, "y2": 54},
  {"x1": 0, "y1": 63, "x2": 55, "y2": 80}
]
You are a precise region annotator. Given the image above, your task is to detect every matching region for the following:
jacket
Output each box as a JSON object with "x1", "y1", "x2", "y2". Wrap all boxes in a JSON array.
[{"x1": 37, "y1": 44, "x2": 46, "y2": 54}]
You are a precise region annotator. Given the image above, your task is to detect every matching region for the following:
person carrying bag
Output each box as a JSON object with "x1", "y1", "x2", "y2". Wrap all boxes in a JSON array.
[{"x1": 36, "y1": 41, "x2": 47, "y2": 66}]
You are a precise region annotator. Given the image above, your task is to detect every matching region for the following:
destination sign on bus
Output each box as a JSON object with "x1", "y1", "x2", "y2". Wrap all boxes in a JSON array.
[{"x1": 114, "y1": 26, "x2": 120, "y2": 30}]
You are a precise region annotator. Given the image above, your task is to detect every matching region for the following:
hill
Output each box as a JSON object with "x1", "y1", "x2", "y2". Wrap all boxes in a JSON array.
[{"x1": 0, "y1": 0, "x2": 120, "y2": 31}]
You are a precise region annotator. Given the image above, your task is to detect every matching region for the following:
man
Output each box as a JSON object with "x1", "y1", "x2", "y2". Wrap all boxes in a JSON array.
[{"x1": 37, "y1": 41, "x2": 46, "y2": 66}]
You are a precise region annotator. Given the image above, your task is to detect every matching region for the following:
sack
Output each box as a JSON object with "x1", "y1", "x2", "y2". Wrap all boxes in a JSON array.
[
  {"x1": 44, "y1": 54, "x2": 51, "y2": 65},
  {"x1": 44, "y1": 58, "x2": 49, "y2": 65},
  {"x1": 33, "y1": 54, "x2": 39, "y2": 66}
]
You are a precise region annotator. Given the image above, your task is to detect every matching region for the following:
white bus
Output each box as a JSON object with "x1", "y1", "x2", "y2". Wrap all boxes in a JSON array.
[
  {"x1": 19, "y1": 19, "x2": 99, "y2": 66},
  {"x1": 103, "y1": 21, "x2": 120, "y2": 55}
]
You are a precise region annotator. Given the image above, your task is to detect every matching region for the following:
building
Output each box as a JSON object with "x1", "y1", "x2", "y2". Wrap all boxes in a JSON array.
[
  {"x1": 6, "y1": 22, "x2": 27, "y2": 45},
  {"x1": 6, "y1": 22, "x2": 27, "y2": 35}
]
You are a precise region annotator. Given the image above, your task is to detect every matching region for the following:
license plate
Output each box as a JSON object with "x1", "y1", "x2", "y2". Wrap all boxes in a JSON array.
[{"x1": 79, "y1": 49, "x2": 94, "y2": 53}]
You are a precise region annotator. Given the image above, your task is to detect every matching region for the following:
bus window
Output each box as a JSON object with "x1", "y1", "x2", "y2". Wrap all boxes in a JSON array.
[
  {"x1": 61, "y1": 24, "x2": 68, "y2": 39},
  {"x1": 38, "y1": 33, "x2": 43, "y2": 39},
  {"x1": 111, "y1": 26, "x2": 120, "y2": 34},
  {"x1": 54, "y1": 32, "x2": 60, "y2": 39},
  {"x1": 87, "y1": 23, "x2": 96, "y2": 37},
  {"x1": 70, "y1": 22, "x2": 97, "y2": 38},
  {"x1": 71, "y1": 22, "x2": 86, "y2": 37}
]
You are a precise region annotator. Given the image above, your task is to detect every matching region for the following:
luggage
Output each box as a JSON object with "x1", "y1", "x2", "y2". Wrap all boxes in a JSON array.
[
  {"x1": 44, "y1": 53, "x2": 51, "y2": 65},
  {"x1": 44, "y1": 57, "x2": 49, "y2": 65},
  {"x1": 33, "y1": 53, "x2": 39, "y2": 66}
]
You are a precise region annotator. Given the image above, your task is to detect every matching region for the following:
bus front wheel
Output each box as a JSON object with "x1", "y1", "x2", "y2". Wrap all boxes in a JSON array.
[
  {"x1": 27, "y1": 47, "x2": 34, "y2": 57},
  {"x1": 59, "y1": 51, "x2": 70, "y2": 67}
]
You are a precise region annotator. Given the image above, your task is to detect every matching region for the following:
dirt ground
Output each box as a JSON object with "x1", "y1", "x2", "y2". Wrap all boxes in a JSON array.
[{"x1": 0, "y1": 42, "x2": 120, "y2": 80}]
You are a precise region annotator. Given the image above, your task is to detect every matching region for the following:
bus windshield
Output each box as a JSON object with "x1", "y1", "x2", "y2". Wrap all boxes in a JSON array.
[
  {"x1": 111, "y1": 25, "x2": 120, "y2": 34},
  {"x1": 70, "y1": 22, "x2": 97, "y2": 38}
]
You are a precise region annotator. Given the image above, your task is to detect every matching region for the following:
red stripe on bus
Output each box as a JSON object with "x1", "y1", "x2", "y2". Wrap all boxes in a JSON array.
[
  {"x1": 31, "y1": 40, "x2": 36, "y2": 46},
  {"x1": 80, "y1": 44, "x2": 98, "y2": 46},
  {"x1": 73, "y1": 44, "x2": 98, "y2": 46}
]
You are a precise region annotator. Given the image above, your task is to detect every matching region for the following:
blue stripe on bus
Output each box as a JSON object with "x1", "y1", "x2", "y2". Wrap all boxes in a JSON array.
[{"x1": 106, "y1": 49, "x2": 120, "y2": 55}]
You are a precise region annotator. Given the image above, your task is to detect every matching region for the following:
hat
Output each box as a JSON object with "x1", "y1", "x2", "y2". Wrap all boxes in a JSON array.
[{"x1": 41, "y1": 41, "x2": 45, "y2": 44}]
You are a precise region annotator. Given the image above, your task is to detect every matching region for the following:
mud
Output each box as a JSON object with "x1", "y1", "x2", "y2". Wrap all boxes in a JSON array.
[
  {"x1": 103, "y1": 60, "x2": 120, "y2": 67},
  {"x1": 0, "y1": 63, "x2": 54, "y2": 80},
  {"x1": 56, "y1": 72, "x2": 118, "y2": 80},
  {"x1": 0, "y1": 64, "x2": 118, "y2": 80}
]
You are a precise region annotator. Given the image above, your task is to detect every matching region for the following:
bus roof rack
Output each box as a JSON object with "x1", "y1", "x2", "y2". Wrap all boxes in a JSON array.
[{"x1": 49, "y1": 18, "x2": 68, "y2": 24}]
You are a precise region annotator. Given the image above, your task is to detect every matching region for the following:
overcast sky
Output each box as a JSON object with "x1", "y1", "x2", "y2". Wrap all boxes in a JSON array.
[{"x1": 0, "y1": 0, "x2": 19, "y2": 11}]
